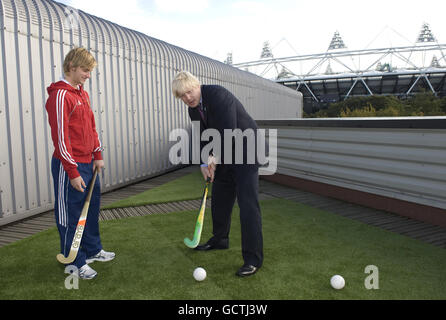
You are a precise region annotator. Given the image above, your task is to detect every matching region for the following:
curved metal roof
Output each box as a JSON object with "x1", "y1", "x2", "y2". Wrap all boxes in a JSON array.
[{"x1": 0, "y1": 0, "x2": 302, "y2": 225}]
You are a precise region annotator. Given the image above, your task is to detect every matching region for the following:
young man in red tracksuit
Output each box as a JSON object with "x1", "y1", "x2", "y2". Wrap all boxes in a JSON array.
[{"x1": 46, "y1": 47, "x2": 114, "y2": 279}]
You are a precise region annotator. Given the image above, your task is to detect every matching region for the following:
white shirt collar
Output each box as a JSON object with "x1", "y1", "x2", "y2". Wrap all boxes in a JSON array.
[{"x1": 60, "y1": 77, "x2": 80, "y2": 90}]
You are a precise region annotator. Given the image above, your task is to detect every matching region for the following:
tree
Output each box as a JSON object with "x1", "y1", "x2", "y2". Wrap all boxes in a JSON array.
[{"x1": 406, "y1": 92, "x2": 444, "y2": 116}]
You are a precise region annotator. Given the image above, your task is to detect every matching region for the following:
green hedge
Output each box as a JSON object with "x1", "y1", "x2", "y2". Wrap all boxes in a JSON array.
[{"x1": 305, "y1": 92, "x2": 446, "y2": 118}]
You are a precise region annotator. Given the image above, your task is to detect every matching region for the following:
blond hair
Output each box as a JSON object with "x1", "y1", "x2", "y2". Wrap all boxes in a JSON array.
[
  {"x1": 172, "y1": 71, "x2": 201, "y2": 98},
  {"x1": 63, "y1": 47, "x2": 97, "y2": 74}
]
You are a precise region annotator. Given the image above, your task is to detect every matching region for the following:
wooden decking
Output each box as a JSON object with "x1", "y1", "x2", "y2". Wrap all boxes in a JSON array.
[
  {"x1": 0, "y1": 166, "x2": 198, "y2": 247},
  {"x1": 1, "y1": 166, "x2": 446, "y2": 249}
]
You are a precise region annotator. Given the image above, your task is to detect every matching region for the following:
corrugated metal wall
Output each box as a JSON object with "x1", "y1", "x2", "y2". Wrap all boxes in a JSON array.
[
  {"x1": 0, "y1": 0, "x2": 302, "y2": 225},
  {"x1": 258, "y1": 118, "x2": 446, "y2": 210}
]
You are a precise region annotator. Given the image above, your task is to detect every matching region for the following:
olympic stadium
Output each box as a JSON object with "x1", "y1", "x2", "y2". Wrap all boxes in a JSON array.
[{"x1": 232, "y1": 24, "x2": 446, "y2": 113}]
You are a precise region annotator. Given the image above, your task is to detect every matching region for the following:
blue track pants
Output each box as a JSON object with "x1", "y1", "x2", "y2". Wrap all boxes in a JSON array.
[{"x1": 51, "y1": 157, "x2": 102, "y2": 268}]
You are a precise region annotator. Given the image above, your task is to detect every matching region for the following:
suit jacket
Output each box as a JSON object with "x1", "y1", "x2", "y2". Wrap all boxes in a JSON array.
[{"x1": 188, "y1": 85, "x2": 260, "y2": 165}]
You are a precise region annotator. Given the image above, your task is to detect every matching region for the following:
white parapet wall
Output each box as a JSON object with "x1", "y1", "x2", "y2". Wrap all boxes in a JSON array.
[{"x1": 257, "y1": 117, "x2": 446, "y2": 211}]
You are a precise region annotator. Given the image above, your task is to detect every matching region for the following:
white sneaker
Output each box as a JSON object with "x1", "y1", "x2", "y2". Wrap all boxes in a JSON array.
[
  {"x1": 86, "y1": 249, "x2": 115, "y2": 264},
  {"x1": 78, "y1": 264, "x2": 97, "y2": 280}
]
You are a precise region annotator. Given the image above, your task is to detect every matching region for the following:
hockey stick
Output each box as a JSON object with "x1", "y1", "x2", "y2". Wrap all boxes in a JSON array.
[
  {"x1": 184, "y1": 177, "x2": 211, "y2": 248},
  {"x1": 56, "y1": 168, "x2": 98, "y2": 264}
]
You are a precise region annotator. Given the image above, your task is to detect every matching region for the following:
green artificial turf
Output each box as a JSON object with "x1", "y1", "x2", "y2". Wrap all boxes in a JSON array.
[
  {"x1": 101, "y1": 171, "x2": 211, "y2": 209},
  {"x1": 1, "y1": 199, "x2": 446, "y2": 300}
]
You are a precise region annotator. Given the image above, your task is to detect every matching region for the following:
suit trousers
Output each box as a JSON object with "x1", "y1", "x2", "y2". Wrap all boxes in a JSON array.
[{"x1": 210, "y1": 164, "x2": 263, "y2": 268}]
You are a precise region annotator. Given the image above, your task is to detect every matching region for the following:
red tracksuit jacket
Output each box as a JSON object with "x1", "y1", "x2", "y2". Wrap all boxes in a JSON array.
[{"x1": 46, "y1": 80, "x2": 103, "y2": 180}]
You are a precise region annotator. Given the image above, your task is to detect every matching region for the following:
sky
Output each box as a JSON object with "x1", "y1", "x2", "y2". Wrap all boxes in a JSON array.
[{"x1": 55, "y1": 0, "x2": 446, "y2": 65}]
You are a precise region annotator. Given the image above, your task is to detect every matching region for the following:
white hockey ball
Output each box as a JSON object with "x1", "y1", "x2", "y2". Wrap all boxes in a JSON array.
[
  {"x1": 193, "y1": 267, "x2": 207, "y2": 281},
  {"x1": 330, "y1": 275, "x2": 345, "y2": 289}
]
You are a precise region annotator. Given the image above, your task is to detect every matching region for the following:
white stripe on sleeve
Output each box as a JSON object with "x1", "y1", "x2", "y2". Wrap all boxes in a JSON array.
[{"x1": 56, "y1": 90, "x2": 77, "y2": 166}]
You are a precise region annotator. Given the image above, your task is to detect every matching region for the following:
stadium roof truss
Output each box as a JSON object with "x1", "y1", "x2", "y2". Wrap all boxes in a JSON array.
[{"x1": 233, "y1": 43, "x2": 446, "y2": 103}]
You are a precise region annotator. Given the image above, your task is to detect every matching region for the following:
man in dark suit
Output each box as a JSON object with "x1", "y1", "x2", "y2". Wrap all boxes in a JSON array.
[{"x1": 172, "y1": 71, "x2": 263, "y2": 277}]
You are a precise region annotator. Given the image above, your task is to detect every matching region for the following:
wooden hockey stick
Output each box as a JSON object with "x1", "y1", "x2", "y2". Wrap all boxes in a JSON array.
[{"x1": 56, "y1": 168, "x2": 98, "y2": 264}]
